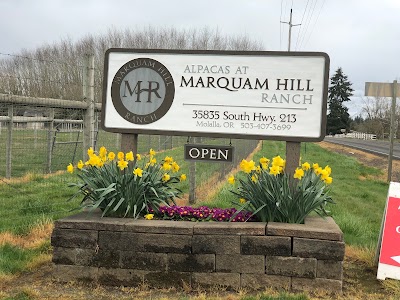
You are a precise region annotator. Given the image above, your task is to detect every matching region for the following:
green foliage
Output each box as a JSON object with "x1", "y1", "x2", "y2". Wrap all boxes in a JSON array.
[
  {"x1": 327, "y1": 67, "x2": 354, "y2": 134},
  {"x1": 0, "y1": 244, "x2": 41, "y2": 275},
  {"x1": 68, "y1": 147, "x2": 186, "y2": 218},
  {"x1": 230, "y1": 156, "x2": 333, "y2": 223},
  {"x1": 0, "y1": 173, "x2": 78, "y2": 235}
]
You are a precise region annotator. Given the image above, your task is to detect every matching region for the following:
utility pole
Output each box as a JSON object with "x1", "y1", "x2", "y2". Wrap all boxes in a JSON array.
[
  {"x1": 281, "y1": 9, "x2": 301, "y2": 178},
  {"x1": 281, "y1": 9, "x2": 301, "y2": 51}
]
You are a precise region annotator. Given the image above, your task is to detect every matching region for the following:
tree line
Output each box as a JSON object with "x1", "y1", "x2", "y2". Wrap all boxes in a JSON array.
[
  {"x1": 0, "y1": 27, "x2": 263, "y2": 102},
  {"x1": 327, "y1": 68, "x2": 399, "y2": 139},
  {"x1": 0, "y1": 25, "x2": 397, "y2": 139}
]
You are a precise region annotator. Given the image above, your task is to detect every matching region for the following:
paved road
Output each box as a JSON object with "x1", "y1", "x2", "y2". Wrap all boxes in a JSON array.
[{"x1": 324, "y1": 137, "x2": 400, "y2": 160}]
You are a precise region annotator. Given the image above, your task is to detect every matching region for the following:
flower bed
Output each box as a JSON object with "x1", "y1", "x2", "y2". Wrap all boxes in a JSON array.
[
  {"x1": 51, "y1": 211, "x2": 344, "y2": 294},
  {"x1": 58, "y1": 147, "x2": 344, "y2": 293},
  {"x1": 155, "y1": 205, "x2": 255, "y2": 222}
]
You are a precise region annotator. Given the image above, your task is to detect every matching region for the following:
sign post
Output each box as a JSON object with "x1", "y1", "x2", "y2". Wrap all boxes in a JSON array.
[
  {"x1": 101, "y1": 49, "x2": 329, "y2": 197},
  {"x1": 377, "y1": 182, "x2": 400, "y2": 280},
  {"x1": 365, "y1": 81, "x2": 400, "y2": 182}
]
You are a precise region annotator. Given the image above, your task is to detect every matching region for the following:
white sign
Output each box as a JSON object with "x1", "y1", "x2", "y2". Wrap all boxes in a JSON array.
[{"x1": 101, "y1": 49, "x2": 329, "y2": 142}]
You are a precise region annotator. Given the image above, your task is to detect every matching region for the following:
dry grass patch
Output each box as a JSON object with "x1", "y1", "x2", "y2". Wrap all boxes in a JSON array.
[
  {"x1": 345, "y1": 245, "x2": 376, "y2": 268},
  {"x1": 0, "y1": 223, "x2": 53, "y2": 249},
  {"x1": 0, "y1": 171, "x2": 65, "y2": 185}
]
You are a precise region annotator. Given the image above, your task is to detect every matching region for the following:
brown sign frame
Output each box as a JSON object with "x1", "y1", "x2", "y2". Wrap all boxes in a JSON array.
[{"x1": 101, "y1": 49, "x2": 329, "y2": 142}]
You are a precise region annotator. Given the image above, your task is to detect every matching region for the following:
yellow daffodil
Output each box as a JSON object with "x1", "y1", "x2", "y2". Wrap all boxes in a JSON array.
[
  {"x1": 67, "y1": 163, "x2": 74, "y2": 173},
  {"x1": 302, "y1": 162, "x2": 311, "y2": 171},
  {"x1": 172, "y1": 162, "x2": 180, "y2": 172},
  {"x1": 133, "y1": 168, "x2": 143, "y2": 177},
  {"x1": 88, "y1": 154, "x2": 101, "y2": 167},
  {"x1": 108, "y1": 152, "x2": 116, "y2": 161},
  {"x1": 251, "y1": 175, "x2": 258, "y2": 182},
  {"x1": 149, "y1": 148, "x2": 156, "y2": 156},
  {"x1": 150, "y1": 158, "x2": 157, "y2": 166},
  {"x1": 136, "y1": 154, "x2": 141, "y2": 161},
  {"x1": 164, "y1": 156, "x2": 173, "y2": 164},
  {"x1": 240, "y1": 159, "x2": 256, "y2": 173},
  {"x1": 315, "y1": 167, "x2": 323, "y2": 176},
  {"x1": 117, "y1": 160, "x2": 128, "y2": 170},
  {"x1": 125, "y1": 151, "x2": 134, "y2": 161},
  {"x1": 228, "y1": 175, "x2": 235, "y2": 184},
  {"x1": 255, "y1": 166, "x2": 261, "y2": 173},
  {"x1": 269, "y1": 165, "x2": 281, "y2": 176},
  {"x1": 77, "y1": 160, "x2": 84, "y2": 170},
  {"x1": 117, "y1": 152, "x2": 124, "y2": 160},
  {"x1": 324, "y1": 165, "x2": 332, "y2": 176},
  {"x1": 259, "y1": 157, "x2": 270, "y2": 165},
  {"x1": 144, "y1": 214, "x2": 154, "y2": 220},
  {"x1": 261, "y1": 162, "x2": 269, "y2": 170},
  {"x1": 87, "y1": 147, "x2": 94, "y2": 157},
  {"x1": 180, "y1": 174, "x2": 187, "y2": 181},
  {"x1": 239, "y1": 198, "x2": 247, "y2": 204},
  {"x1": 294, "y1": 168, "x2": 304, "y2": 179},
  {"x1": 272, "y1": 155, "x2": 285, "y2": 168},
  {"x1": 162, "y1": 173, "x2": 170, "y2": 182},
  {"x1": 324, "y1": 176, "x2": 333, "y2": 185},
  {"x1": 312, "y1": 163, "x2": 319, "y2": 170},
  {"x1": 99, "y1": 146, "x2": 107, "y2": 159},
  {"x1": 320, "y1": 169, "x2": 329, "y2": 180},
  {"x1": 162, "y1": 162, "x2": 172, "y2": 170}
]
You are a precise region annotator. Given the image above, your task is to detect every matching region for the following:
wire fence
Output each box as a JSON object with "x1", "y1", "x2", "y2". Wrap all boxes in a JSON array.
[
  {"x1": 0, "y1": 95, "x2": 259, "y2": 233},
  {"x1": 0, "y1": 50, "x2": 260, "y2": 233}
]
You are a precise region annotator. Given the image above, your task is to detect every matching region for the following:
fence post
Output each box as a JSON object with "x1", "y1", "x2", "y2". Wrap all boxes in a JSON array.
[
  {"x1": 46, "y1": 108, "x2": 55, "y2": 173},
  {"x1": 83, "y1": 54, "x2": 95, "y2": 159},
  {"x1": 6, "y1": 105, "x2": 13, "y2": 178},
  {"x1": 189, "y1": 137, "x2": 199, "y2": 204}
]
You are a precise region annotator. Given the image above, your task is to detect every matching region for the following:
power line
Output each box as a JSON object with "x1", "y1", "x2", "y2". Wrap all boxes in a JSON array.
[
  {"x1": 297, "y1": 0, "x2": 319, "y2": 50},
  {"x1": 302, "y1": 0, "x2": 326, "y2": 49},
  {"x1": 295, "y1": 0, "x2": 311, "y2": 50}
]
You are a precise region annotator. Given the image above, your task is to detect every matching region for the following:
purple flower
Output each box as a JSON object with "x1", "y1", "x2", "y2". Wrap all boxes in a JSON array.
[{"x1": 155, "y1": 205, "x2": 255, "y2": 222}]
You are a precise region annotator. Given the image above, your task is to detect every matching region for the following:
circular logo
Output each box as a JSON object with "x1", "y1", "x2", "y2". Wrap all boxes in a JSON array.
[{"x1": 111, "y1": 58, "x2": 175, "y2": 125}]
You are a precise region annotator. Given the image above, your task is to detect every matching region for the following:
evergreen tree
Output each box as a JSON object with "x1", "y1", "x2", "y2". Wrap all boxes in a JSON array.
[{"x1": 326, "y1": 68, "x2": 354, "y2": 134}]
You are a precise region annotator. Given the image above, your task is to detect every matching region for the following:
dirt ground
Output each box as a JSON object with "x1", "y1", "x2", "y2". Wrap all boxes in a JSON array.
[{"x1": 1, "y1": 141, "x2": 400, "y2": 300}]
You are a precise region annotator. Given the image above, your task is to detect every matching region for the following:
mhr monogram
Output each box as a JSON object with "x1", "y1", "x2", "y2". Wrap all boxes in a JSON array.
[{"x1": 123, "y1": 80, "x2": 161, "y2": 103}]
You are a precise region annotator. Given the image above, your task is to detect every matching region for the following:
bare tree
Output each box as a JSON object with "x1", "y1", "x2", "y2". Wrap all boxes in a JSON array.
[
  {"x1": 355, "y1": 96, "x2": 400, "y2": 139},
  {"x1": 0, "y1": 26, "x2": 263, "y2": 103}
]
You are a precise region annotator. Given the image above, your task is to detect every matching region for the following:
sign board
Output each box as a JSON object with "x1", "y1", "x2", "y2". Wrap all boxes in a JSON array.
[
  {"x1": 365, "y1": 82, "x2": 400, "y2": 97},
  {"x1": 377, "y1": 182, "x2": 400, "y2": 280},
  {"x1": 184, "y1": 144, "x2": 234, "y2": 163},
  {"x1": 101, "y1": 49, "x2": 329, "y2": 142}
]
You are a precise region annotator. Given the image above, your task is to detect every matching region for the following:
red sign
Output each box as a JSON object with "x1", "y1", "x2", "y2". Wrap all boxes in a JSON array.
[
  {"x1": 379, "y1": 196, "x2": 400, "y2": 266},
  {"x1": 378, "y1": 183, "x2": 400, "y2": 281}
]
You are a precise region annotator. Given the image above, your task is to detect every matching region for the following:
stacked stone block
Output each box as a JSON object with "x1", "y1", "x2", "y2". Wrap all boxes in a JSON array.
[{"x1": 51, "y1": 212, "x2": 344, "y2": 293}]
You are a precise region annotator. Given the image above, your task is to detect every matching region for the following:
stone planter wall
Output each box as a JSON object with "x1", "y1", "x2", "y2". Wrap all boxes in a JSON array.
[{"x1": 51, "y1": 212, "x2": 344, "y2": 293}]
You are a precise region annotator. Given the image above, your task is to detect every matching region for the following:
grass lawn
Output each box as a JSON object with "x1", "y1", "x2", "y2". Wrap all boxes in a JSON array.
[{"x1": 1, "y1": 140, "x2": 398, "y2": 300}]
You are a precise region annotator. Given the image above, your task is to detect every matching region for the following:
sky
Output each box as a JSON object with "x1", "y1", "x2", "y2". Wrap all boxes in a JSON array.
[{"x1": 1, "y1": 0, "x2": 399, "y2": 117}]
